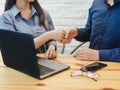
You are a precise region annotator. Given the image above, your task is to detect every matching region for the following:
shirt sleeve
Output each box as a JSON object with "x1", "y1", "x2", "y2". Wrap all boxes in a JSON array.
[
  {"x1": 0, "y1": 14, "x2": 15, "y2": 31},
  {"x1": 99, "y1": 48, "x2": 120, "y2": 62},
  {"x1": 114, "y1": 0, "x2": 120, "y2": 5},
  {"x1": 74, "y1": 7, "x2": 92, "y2": 42},
  {"x1": 44, "y1": 10, "x2": 57, "y2": 50}
]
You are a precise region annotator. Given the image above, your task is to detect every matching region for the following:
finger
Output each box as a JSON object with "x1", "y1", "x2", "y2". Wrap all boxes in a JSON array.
[
  {"x1": 58, "y1": 40, "x2": 63, "y2": 43},
  {"x1": 63, "y1": 30, "x2": 66, "y2": 35},
  {"x1": 55, "y1": 51, "x2": 58, "y2": 58},
  {"x1": 45, "y1": 51, "x2": 49, "y2": 59},
  {"x1": 73, "y1": 49, "x2": 85, "y2": 57},
  {"x1": 73, "y1": 51, "x2": 80, "y2": 57},
  {"x1": 75, "y1": 56, "x2": 84, "y2": 60},
  {"x1": 48, "y1": 49, "x2": 57, "y2": 59},
  {"x1": 51, "y1": 51, "x2": 57, "y2": 58},
  {"x1": 66, "y1": 38, "x2": 72, "y2": 43},
  {"x1": 65, "y1": 31, "x2": 69, "y2": 39},
  {"x1": 74, "y1": 55, "x2": 86, "y2": 60},
  {"x1": 61, "y1": 30, "x2": 66, "y2": 37},
  {"x1": 48, "y1": 50, "x2": 54, "y2": 59},
  {"x1": 75, "y1": 55, "x2": 94, "y2": 61},
  {"x1": 58, "y1": 34, "x2": 66, "y2": 41},
  {"x1": 62, "y1": 37, "x2": 72, "y2": 43},
  {"x1": 61, "y1": 39, "x2": 69, "y2": 44}
]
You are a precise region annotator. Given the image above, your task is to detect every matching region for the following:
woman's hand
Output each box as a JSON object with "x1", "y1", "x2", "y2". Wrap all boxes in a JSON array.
[
  {"x1": 45, "y1": 44, "x2": 57, "y2": 59},
  {"x1": 73, "y1": 48, "x2": 99, "y2": 61},
  {"x1": 48, "y1": 30, "x2": 66, "y2": 42}
]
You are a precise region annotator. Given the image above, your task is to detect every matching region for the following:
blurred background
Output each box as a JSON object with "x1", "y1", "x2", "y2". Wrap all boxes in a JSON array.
[{"x1": 0, "y1": 0, "x2": 93, "y2": 54}]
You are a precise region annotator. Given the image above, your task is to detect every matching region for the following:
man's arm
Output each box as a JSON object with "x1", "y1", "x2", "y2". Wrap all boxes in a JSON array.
[
  {"x1": 64, "y1": 7, "x2": 92, "y2": 43},
  {"x1": 99, "y1": 48, "x2": 120, "y2": 62},
  {"x1": 74, "y1": 6, "x2": 92, "y2": 42}
]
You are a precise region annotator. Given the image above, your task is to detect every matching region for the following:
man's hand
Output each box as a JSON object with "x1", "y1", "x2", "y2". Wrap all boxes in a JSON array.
[
  {"x1": 61, "y1": 28, "x2": 78, "y2": 43},
  {"x1": 65, "y1": 28, "x2": 78, "y2": 39},
  {"x1": 73, "y1": 48, "x2": 99, "y2": 61},
  {"x1": 106, "y1": 0, "x2": 114, "y2": 6}
]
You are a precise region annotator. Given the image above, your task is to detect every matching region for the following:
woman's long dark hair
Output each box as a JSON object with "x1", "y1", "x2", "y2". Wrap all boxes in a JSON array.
[{"x1": 5, "y1": 0, "x2": 47, "y2": 30}]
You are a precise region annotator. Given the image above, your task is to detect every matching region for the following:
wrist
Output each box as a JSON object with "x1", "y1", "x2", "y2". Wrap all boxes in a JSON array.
[
  {"x1": 73, "y1": 27, "x2": 78, "y2": 37},
  {"x1": 48, "y1": 44, "x2": 56, "y2": 50}
]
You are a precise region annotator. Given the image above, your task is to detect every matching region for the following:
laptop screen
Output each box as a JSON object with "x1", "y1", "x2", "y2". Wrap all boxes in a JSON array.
[{"x1": 0, "y1": 30, "x2": 40, "y2": 79}]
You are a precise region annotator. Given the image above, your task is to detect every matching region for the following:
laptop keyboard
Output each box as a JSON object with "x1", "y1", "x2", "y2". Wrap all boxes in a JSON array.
[{"x1": 38, "y1": 65, "x2": 55, "y2": 76}]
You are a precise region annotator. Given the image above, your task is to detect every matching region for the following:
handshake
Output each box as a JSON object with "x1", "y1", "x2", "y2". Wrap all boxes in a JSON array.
[
  {"x1": 49, "y1": 28, "x2": 99, "y2": 61},
  {"x1": 35, "y1": 27, "x2": 99, "y2": 61},
  {"x1": 51, "y1": 27, "x2": 78, "y2": 43}
]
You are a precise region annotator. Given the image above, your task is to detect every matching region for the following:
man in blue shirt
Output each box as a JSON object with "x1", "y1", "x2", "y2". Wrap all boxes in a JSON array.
[{"x1": 62, "y1": 0, "x2": 120, "y2": 62}]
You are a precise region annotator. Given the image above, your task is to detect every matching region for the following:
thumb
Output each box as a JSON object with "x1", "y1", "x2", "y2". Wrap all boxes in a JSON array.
[{"x1": 65, "y1": 30, "x2": 70, "y2": 39}]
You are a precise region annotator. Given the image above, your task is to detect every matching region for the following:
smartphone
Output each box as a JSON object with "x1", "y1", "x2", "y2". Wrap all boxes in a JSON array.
[{"x1": 80, "y1": 62, "x2": 107, "y2": 72}]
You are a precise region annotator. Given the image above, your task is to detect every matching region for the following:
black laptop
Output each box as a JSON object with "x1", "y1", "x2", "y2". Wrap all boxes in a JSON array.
[{"x1": 0, "y1": 30, "x2": 70, "y2": 79}]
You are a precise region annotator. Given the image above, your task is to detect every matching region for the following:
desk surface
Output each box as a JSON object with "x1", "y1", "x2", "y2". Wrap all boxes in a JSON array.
[{"x1": 0, "y1": 52, "x2": 120, "y2": 90}]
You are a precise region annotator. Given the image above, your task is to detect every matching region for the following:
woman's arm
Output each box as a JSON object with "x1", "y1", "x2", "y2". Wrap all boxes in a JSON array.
[
  {"x1": 34, "y1": 30, "x2": 65, "y2": 49},
  {"x1": 44, "y1": 9, "x2": 57, "y2": 49}
]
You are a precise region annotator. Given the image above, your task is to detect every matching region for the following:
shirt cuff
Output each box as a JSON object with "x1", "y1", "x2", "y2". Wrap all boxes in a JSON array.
[
  {"x1": 99, "y1": 50, "x2": 112, "y2": 61},
  {"x1": 74, "y1": 28, "x2": 82, "y2": 40},
  {"x1": 114, "y1": 0, "x2": 120, "y2": 5}
]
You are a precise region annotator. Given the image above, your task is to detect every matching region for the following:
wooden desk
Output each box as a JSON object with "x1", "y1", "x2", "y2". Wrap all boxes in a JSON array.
[{"x1": 0, "y1": 52, "x2": 120, "y2": 90}]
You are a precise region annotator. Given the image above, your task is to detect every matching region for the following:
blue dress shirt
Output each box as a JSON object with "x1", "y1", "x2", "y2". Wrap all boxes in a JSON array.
[
  {"x1": 75, "y1": 0, "x2": 120, "y2": 62},
  {"x1": 0, "y1": 5, "x2": 56, "y2": 52}
]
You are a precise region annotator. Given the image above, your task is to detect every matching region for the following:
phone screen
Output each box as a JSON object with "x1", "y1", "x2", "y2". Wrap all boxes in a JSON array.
[{"x1": 80, "y1": 62, "x2": 107, "y2": 72}]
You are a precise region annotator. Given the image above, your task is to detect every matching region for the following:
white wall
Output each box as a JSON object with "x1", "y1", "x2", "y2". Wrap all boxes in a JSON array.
[
  {"x1": 39, "y1": 0, "x2": 93, "y2": 53},
  {"x1": 0, "y1": 0, "x2": 93, "y2": 53},
  {"x1": 0, "y1": 1, "x2": 5, "y2": 14}
]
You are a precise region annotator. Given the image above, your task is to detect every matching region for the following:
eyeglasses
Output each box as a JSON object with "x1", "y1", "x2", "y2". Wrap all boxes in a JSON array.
[{"x1": 70, "y1": 70, "x2": 100, "y2": 81}]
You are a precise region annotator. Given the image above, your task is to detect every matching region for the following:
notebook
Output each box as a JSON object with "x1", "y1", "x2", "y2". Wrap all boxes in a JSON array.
[{"x1": 0, "y1": 30, "x2": 70, "y2": 79}]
